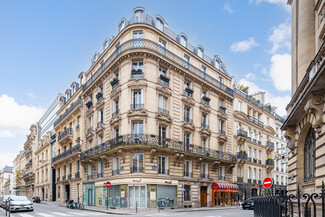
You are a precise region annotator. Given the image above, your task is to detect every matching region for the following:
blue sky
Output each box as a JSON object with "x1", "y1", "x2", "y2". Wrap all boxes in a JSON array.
[{"x1": 0, "y1": 0, "x2": 291, "y2": 167}]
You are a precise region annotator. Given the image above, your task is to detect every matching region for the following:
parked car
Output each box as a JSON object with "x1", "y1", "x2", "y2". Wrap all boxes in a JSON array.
[
  {"x1": 33, "y1": 197, "x2": 40, "y2": 203},
  {"x1": 5, "y1": 196, "x2": 33, "y2": 212},
  {"x1": 0, "y1": 195, "x2": 10, "y2": 208},
  {"x1": 242, "y1": 198, "x2": 254, "y2": 210}
]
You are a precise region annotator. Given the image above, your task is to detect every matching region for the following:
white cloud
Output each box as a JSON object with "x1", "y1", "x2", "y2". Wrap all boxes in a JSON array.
[
  {"x1": 0, "y1": 150, "x2": 17, "y2": 168},
  {"x1": 0, "y1": 130, "x2": 15, "y2": 138},
  {"x1": 224, "y1": 2, "x2": 234, "y2": 13},
  {"x1": 230, "y1": 38, "x2": 259, "y2": 52},
  {"x1": 245, "y1": 72, "x2": 256, "y2": 80},
  {"x1": 269, "y1": 53, "x2": 291, "y2": 91},
  {"x1": 27, "y1": 92, "x2": 38, "y2": 99},
  {"x1": 249, "y1": 0, "x2": 290, "y2": 12},
  {"x1": 239, "y1": 79, "x2": 290, "y2": 116},
  {"x1": 268, "y1": 21, "x2": 291, "y2": 54},
  {"x1": 0, "y1": 94, "x2": 44, "y2": 132}
]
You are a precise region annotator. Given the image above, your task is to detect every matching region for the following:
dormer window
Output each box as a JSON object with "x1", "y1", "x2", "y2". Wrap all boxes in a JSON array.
[
  {"x1": 180, "y1": 35, "x2": 187, "y2": 47},
  {"x1": 103, "y1": 39, "x2": 110, "y2": 50},
  {"x1": 156, "y1": 18, "x2": 164, "y2": 32},
  {"x1": 215, "y1": 60, "x2": 221, "y2": 70},
  {"x1": 198, "y1": 47, "x2": 204, "y2": 58},
  {"x1": 80, "y1": 75, "x2": 84, "y2": 86},
  {"x1": 134, "y1": 10, "x2": 144, "y2": 22},
  {"x1": 119, "y1": 20, "x2": 125, "y2": 31},
  {"x1": 72, "y1": 85, "x2": 76, "y2": 94}
]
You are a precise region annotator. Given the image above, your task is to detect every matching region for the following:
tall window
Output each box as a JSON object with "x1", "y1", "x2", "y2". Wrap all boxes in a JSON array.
[
  {"x1": 198, "y1": 48, "x2": 203, "y2": 58},
  {"x1": 113, "y1": 157, "x2": 120, "y2": 175},
  {"x1": 253, "y1": 168, "x2": 256, "y2": 180},
  {"x1": 132, "y1": 122, "x2": 143, "y2": 136},
  {"x1": 132, "y1": 90, "x2": 143, "y2": 109},
  {"x1": 184, "y1": 106, "x2": 192, "y2": 123},
  {"x1": 98, "y1": 161, "x2": 103, "y2": 178},
  {"x1": 201, "y1": 163, "x2": 208, "y2": 178},
  {"x1": 98, "y1": 135, "x2": 103, "y2": 145},
  {"x1": 158, "y1": 95, "x2": 167, "y2": 111},
  {"x1": 258, "y1": 169, "x2": 261, "y2": 180},
  {"x1": 158, "y1": 155, "x2": 168, "y2": 174},
  {"x1": 132, "y1": 61, "x2": 144, "y2": 71},
  {"x1": 183, "y1": 55, "x2": 190, "y2": 69},
  {"x1": 304, "y1": 128, "x2": 316, "y2": 181},
  {"x1": 98, "y1": 110, "x2": 103, "y2": 124},
  {"x1": 219, "y1": 166, "x2": 225, "y2": 180},
  {"x1": 184, "y1": 160, "x2": 192, "y2": 177},
  {"x1": 201, "y1": 138, "x2": 208, "y2": 153},
  {"x1": 248, "y1": 167, "x2": 251, "y2": 179},
  {"x1": 159, "y1": 125, "x2": 167, "y2": 145},
  {"x1": 184, "y1": 185, "x2": 191, "y2": 201},
  {"x1": 89, "y1": 116, "x2": 93, "y2": 129},
  {"x1": 219, "y1": 120, "x2": 224, "y2": 132},
  {"x1": 119, "y1": 20, "x2": 125, "y2": 31},
  {"x1": 113, "y1": 127, "x2": 119, "y2": 138},
  {"x1": 113, "y1": 98, "x2": 119, "y2": 116},
  {"x1": 238, "y1": 101, "x2": 242, "y2": 111},
  {"x1": 134, "y1": 10, "x2": 143, "y2": 22},
  {"x1": 88, "y1": 165, "x2": 93, "y2": 179},
  {"x1": 158, "y1": 39, "x2": 167, "y2": 55},
  {"x1": 132, "y1": 31, "x2": 144, "y2": 47},
  {"x1": 132, "y1": 153, "x2": 144, "y2": 173},
  {"x1": 184, "y1": 132, "x2": 192, "y2": 150},
  {"x1": 202, "y1": 113, "x2": 208, "y2": 128}
]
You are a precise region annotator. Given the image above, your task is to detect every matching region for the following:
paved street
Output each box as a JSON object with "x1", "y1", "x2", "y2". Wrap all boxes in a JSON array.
[{"x1": 0, "y1": 203, "x2": 254, "y2": 217}]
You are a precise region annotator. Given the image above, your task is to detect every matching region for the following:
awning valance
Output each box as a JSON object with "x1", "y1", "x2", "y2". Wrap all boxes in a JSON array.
[{"x1": 213, "y1": 183, "x2": 239, "y2": 192}]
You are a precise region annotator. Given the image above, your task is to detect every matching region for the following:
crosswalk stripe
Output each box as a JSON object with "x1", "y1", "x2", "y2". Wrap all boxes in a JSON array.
[
  {"x1": 51, "y1": 212, "x2": 70, "y2": 216},
  {"x1": 17, "y1": 213, "x2": 35, "y2": 217},
  {"x1": 36, "y1": 213, "x2": 55, "y2": 217}
]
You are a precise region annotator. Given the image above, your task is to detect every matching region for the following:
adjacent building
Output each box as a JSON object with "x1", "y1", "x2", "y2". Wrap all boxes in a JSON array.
[
  {"x1": 0, "y1": 166, "x2": 13, "y2": 195},
  {"x1": 283, "y1": 0, "x2": 325, "y2": 211},
  {"x1": 12, "y1": 151, "x2": 25, "y2": 195},
  {"x1": 232, "y1": 85, "x2": 276, "y2": 200}
]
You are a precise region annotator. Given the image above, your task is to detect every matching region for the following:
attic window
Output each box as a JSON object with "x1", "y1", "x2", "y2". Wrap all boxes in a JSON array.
[
  {"x1": 215, "y1": 60, "x2": 220, "y2": 70},
  {"x1": 198, "y1": 48, "x2": 203, "y2": 58},
  {"x1": 119, "y1": 20, "x2": 125, "y2": 31},
  {"x1": 180, "y1": 35, "x2": 187, "y2": 47},
  {"x1": 156, "y1": 18, "x2": 164, "y2": 32},
  {"x1": 135, "y1": 10, "x2": 144, "y2": 22}
]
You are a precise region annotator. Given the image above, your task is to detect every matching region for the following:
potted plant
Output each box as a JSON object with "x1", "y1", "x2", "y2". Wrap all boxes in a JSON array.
[
  {"x1": 159, "y1": 73, "x2": 170, "y2": 82},
  {"x1": 110, "y1": 78, "x2": 118, "y2": 86},
  {"x1": 137, "y1": 68, "x2": 142, "y2": 73},
  {"x1": 185, "y1": 87, "x2": 193, "y2": 93}
]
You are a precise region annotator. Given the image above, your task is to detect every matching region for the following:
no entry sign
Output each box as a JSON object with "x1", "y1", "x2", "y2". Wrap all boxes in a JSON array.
[
  {"x1": 105, "y1": 181, "x2": 111, "y2": 189},
  {"x1": 263, "y1": 177, "x2": 273, "y2": 189}
]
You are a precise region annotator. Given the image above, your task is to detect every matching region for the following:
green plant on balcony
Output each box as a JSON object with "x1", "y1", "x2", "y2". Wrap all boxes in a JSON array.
[
  {"x1": 240, "y1": 149, "x2": 247, "y2": 154},
  {"x1": 267, "y1": 158, "x2": 274, "y2": 161}
]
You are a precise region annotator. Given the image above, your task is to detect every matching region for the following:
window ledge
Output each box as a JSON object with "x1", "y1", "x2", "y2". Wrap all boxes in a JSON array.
[{"x1": 301, "y1": 179, "x2": 316, "y2": 187}]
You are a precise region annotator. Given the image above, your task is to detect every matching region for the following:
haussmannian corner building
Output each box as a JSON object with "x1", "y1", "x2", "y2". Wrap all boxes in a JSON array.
[
  {"x1": 78, "y1": 7, "x2": 238, "y2": 209},
  {"x1": 283, "y1": 0, "x2": 325, "y2": 211}
]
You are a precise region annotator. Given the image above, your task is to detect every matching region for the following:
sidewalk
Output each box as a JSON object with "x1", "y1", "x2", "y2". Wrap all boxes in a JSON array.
[{"x1": 41, "y1": 201, "x2": 239, "y2": 215}]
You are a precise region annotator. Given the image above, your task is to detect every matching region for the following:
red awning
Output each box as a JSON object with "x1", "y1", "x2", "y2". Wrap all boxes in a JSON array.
[{"x1": 213, "y1": 183, "x2": 239, "y2": 192}]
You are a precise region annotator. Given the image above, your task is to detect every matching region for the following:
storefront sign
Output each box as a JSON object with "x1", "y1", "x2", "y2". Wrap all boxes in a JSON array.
[
  {"x1": 165, "y1": 181, "x2": 172, "y2": 184},
  {"x1": 132, "y1": 179, "x2": 142, "y2": 183}
]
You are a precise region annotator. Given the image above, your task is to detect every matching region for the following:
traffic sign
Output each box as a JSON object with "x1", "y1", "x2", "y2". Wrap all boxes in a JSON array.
[
  {"x1": 105, "y1": 181, "x2": 111, "y2": 189},
  {"x1": 263, "y1": 177, "x2": 273, "y2": 189}
]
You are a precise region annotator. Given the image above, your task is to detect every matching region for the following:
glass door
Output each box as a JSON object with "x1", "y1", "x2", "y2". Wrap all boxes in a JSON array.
[{"x1": 129, "y1": 186, "x2": 146, "y2": 208}]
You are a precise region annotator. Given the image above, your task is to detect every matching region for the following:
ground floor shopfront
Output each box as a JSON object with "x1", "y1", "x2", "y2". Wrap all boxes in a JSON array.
[
  {"x1": 83, "y1": 178, "x2": 178, "y2": 208},
  {"x1": 56, "y1": 181, "x2": 82, "y2": 203},
  {"x1": 212, "y1": 183, "x2": 238, "y2": 206}
]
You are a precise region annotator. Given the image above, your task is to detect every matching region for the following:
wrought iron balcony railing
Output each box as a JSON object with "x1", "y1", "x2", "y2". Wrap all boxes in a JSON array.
[
  {"x1": 158, "y1": 77, "x2": 169, "y2": 86},
  {"x1": 237, "y1": 177, "x2": 243, "y2": 182},
  {"x1": 266, "y1": 159, "x2": 274, "y2": 166},
  {"x1": 158, "y1": 107, "x2": 169, "y2": 116},
  {"x1": 52, "y1": 144, "x2": 81, "y2": 163},
  {"x1": 131, "y1": 104, "x2": 144, "y2": 109},
  {"x1": 219, "y1": 176, "x2": 226, "y2": 181},
  {"x1": 58, "y1": 128, "x2": 73, "y2": 142},
  {"x1": 80, "y1": 134, "x2": 237, "y2": 162},
  {"x1": 158, "y1": 168, "x2": 169, "y2": 175},
  {"x1": 131, "y1": 70, "x2": 144, "y2": 79},
  {"x1": 97, "y1": 171, "x2": 103, "y2": 178},
  {"x1": 201, "y1": 122, "x2": 209, "y2": 129},
  {"x1": 87, "y1": 174, "x2": 93, "y2": 180},
  {"x1": 54, "y1": 98, "x2": 82, "y2": 127},
  {"x1": 237, "y1": 152, "x2": 247, "y2": 160},
  {"x1": 130, "y1": 166, "x2": 144, "y2": 173},
  {"x1": 247, "y1": 115, "x2": 264, "y2": 128},
  {"x1": 112, "y1": 169, "x2": 120, "y2": 176},
  {"x1": 266, "y1": 140, "x2": 275, "y2": 148},
  {"x1": 110, "y1": 79, "x2": 119, "y2": 89},
  {"x1": 237, "y1": 129, "x2": 248, "y2": 137},
  {"x1": 112, "y1": 109, "x2": 119, "y2": 117},
  {"x1": 183, "y1": 171, "x2": 193, "y2": 178},
  {"x1": 184, "y1": 116, "x2": 193, "y2": 123},
  {"x1": 258, "y1": 180, "x2": 262, "y2": 184},
  {"x1": 201, "y1": 174, "x2": 209, "y2": 179},
  {"x1": 248, "y1": 178, "x2": 252, "y2": 183}
]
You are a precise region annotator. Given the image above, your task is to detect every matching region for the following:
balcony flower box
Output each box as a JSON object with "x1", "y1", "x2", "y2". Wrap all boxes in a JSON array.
[
  {"x1": 86, "y1": 100, "x2": 92, "y2": 109},
  {"x1": 202, "y1": 96, "x2": 211, "y2": 102},
  {"x1": 96, "y1": 92, "x2": 103, "y2": 99},
  {"x1": 110, "y1": 78, "x2": 119, "y2": 86},
  {"x1": 159, "y1": 74, "x2": 170, "y2": 82},
  {"x1": 185, "y1": 87, "x2": 193, "y2": 94},
  {"x1": 219, "y1": 106, "x2": 227, "y2": 112}
]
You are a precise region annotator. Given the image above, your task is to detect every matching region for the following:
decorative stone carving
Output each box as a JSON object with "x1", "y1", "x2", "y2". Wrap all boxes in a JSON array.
[
  {"x1": 156, "y1": 85, "x2": 172, "y2": 97},
  {"x1": 200, "y1": 127, "x2": 211, "y2": 136},
  {"x1": 200, "y1": 104, "x2": 211, "y2": 113},
  {"x1": 182, "y1": 121, "x2": 195, "y2": 131},
  {"x1": 305, "y1": 95, "x2": 324, "y2": 135},
  {"x1": 110, "y1": 114, "x2": 122, "y2": 125},
  {"x1": 155, "y1": 112, "x2": 172, "y2": 124},
  {"x1": 127, "y1": 79, "x2": 147, "y2": 89},
  {"x1": 181, "y1": 95, "x2": 195, "y2": 106},
  {"x1": 128, "y1": 109, "x2": 148, "y2": 119}
]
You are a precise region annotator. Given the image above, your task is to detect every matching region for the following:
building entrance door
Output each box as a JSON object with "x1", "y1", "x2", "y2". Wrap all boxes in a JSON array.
[
  {"x1": 200, "y1": 186, "x2": 207, "y2": 207},
  {"x1": 65, "y1": 184, "x2": 70, "y2": 200},
  {"x1": 129, "y1": 186, "x2": 146, "y2": 208},
  {"x1": 42, "y1": 188, "x2": 45, "y2": 201},
  {"x1": 88, "y1": 189, "x2": 93, "y2": 206}
]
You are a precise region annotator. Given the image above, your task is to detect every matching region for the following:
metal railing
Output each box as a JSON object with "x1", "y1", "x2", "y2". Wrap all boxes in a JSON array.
[
  {"x1": 183, "y1": 171, "x2": 193, "y2": 177},
  {"x1": 237, "y1": 177, "x2": 243, "y2": 182},
  {"x1": 87, "y1": 174, "x2": 93, "y2": 180},
  {"x1": 158, "y1": 107, "x2": 169, "y2": 116},
  {"x1": 58, "y1": 128, "x2": 73, "y2": 142},
  {"x1": 97, "y1": 171, "x2": 103, "y2": 178},
  {"x1": 219, "y1": 175, "x2": 226, "y2": 181},
  {"x1": 131, "y1": 104, "x2": 144, "y2": 109},
  {"x1": 83, "y1": 39, "x2": 233, "y2": 96},
  {"x1": 219, "y1": 106, "x2": 227, "y2": 112},
  {"x1": 80, "y1": 134, "x2": 237, "y2": 162},
  {"x1": 201, "y1": 122, "x2": 209, "y2": 129},
  {"x1": 158, "y1": 77, "x2": 169, "y2": 86},
  {"x1": 266, "y1": 159, "x2": 274, "y2": 166},
  {"x1": 112, "y1": 169, "x2": 120, "y2": 176},
  {"x1": 201, "y1": 174, "x2": 209, "y2": 179},
  {"x1": 237, "y1": 152, "x2": 247, "y2": 160},
  {"x1": 266, "y1": 140, "x2": 275, "y2": 148},
  {"x1": 237, "y1": 129, "x2": 248, "y2": 137},
  {"x1": 234, "y1": 88, "x2": 275, "y2": 115},
  {"x1": 248, "y1": 178, "x2": 252, "y2": 183},
  {"x1": 247, "y1": 115, "x2": 264, "y2": 128},
  {"x1": 158, "y1": 169, "x2": 169, "y2": 175},
  {"x1": 112, "y1": 109, "x2": 119, "y2": 117},
  {"x1": 184, "y1": 116, "x2": 193, "y2": 123},
  {"x1": 110, "y1": 79, "x2": 119, "y2": 89},
  {"x1": 130, "y1": 166, "x2": 144, "y2": 173},
  {"x1": 75, "y1": 172, "x2": 80, "y2": 179},
  {"x1": 54, "y1": 98, "x2": 82, "y2": 127},
  {"x1": 258, "y1": 180, "x2": 261, "y2": 184},
  {"x1": 201, "y1": 97, "x2": 210, "y2": 105},
  {"x1": 254, "y1": 182, "x2": 325, "y2": 217},
  {"x1": 52, "y1": 144, "x2": 81, "y2": 163},
  {"x1": 253, "y1": 179, "x2": 257, "y2": 184},
  {"x1": 184, "y1": 89, "x2": 193, "y2": 97},
  {"x1": 131, "y1": 70, "x2": 144, "y2": 79}
]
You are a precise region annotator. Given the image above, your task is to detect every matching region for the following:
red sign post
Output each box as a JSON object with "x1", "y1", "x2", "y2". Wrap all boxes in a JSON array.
[
  {"x1": 105, "y1": 181, "x2": 111, "y2": 189},
  {"x1": 263, "y1": 177, "x2": 273, "y2": 189}
]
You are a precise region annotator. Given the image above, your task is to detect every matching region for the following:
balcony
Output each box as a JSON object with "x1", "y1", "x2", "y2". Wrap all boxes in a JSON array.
[
  {"x1": 52, "y1": 144, "x2": 81, "y2": 163},
  {"x1": 201, "y1": 174, "x2": 209, "y2": 179},
  {"x1": 87, "y1": 174, "x2": 93, "y2": 180},
  {"x1": 130, "y1": 166, "x2": 144, "y2": 173},
  {"x1": 248, "y1": 179, "x2": 252, "y2": 183},
  {"x1": 96, "y1": 92, "x2": 103, "y2": 101},
  {"x1": 266, "y1": 159, "x2": 274, "y2": 166},
  {"x1": 112, "y1": 169, "x2": 120, "y2": 176},
  {"x1": 110, "y1": 79, "x2": 119, "y2": 89},
  {"x1": 131, "y1": 104, "x2": 144, "y2": 110},
  {"x1": 253, "y1": 179, "x2": 257, "y2": 184},
  {"x1": 237, "y1": 177, "x2": 243, "y2": 182},
  {"x1": 184, "y1": 88, "x2": 193, "y2": 97},
  {"x1": 97, "y1": 171, "x2": 103, "y2": 178},
  {"x1": 258, "y1": 180, "x2": 262, "y2": 184},
  {"x1": 158, "y1": 77, "x2": 169, "y2": 86},
  {"x1": 80, "y1": 134, "x2": 237, "y2": 162},
  {"x1": 112, "y1": 109, "x2": 119, "y2": 117},
  {"x1": 25, "y1": 159, "x2": 32, "y2": 168},
  {"x1": 237, "y1": 129, "x2": 248, "y2": 138},
  {"x1": 201, "y1": 96, "x2": 210, "y2": 105},
  {"x1": 258, "y1": 160, "x2": 261, "y2": 164},
  {"x1": 62, "y1": 175, "x2": 66, "y2": 181},
  {"x1": 158, "y1": 169, "x2": 170, "y2": 175},
  {"x1": 247, "y1": 115, "x2": 264, "y2": 128},
  {"x1": 219, "y1": 106, "x2": 227, "y2": 112},
  {"x1": 131, "y1": 69, "x2": 144, "y2": 79},
  {"x1": 83, "y1": 39, "x2": 234, "y2": 97},
  {"x1": 58, "y1": 128, "x2": 73, "y2": 144},
  {"x1": 184, "y1": 171, "x2": 193, "y2": 178},
  {"x1": 158, "y1": 107, "x2": 169, "y2": 116},
  {"x1": 75, "y1": 172, "x2": 80, "y2": 179},
  {"x1": 54, "y1": 98, "x2": 82, "y2": 127},
  {"x1": 266, "y1": 141, "x2": 275, "y2": 149},
  {"x1": 237, "y1": 152, "x2": 247, "y2": 160},
  {"x1": 23, "y1": 172, "x2": 33, "y2": 180},
  {"x1": 97, "y1": 121, "x2": 103, "y2": 127},
  {"x1": 184, "y1": 116, "x2": 193, "y2": 124}
]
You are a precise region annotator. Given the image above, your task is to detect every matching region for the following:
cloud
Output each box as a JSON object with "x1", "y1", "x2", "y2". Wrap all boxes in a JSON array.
[
  {"x1": 0, "y1": 130, "x2": 15, "y2": 138},
  {"x1": 0, "y1": 94, "x2": 44, "y2": 132},
  {"x1": 269, "y1": 53, "x2": 291, "y2": 91},
  {"x1": 0, "y1": 150, "x2": 17, "y2": 169},
  {"x1": 245, "y1": 72, "x2": 256, "y2": 80},
  {"x1": 224, "y1": 2, "x2": 234, "y2": 13},
  {"x1": 27, "y1": 92, "x2": 39, "y2": 99},
  {"x1": 249, "y1": 0, "x2": 290, "y2": 12},
  {"x1": 230, "y1": 37, "x2": 259, "y2": 52},
  {"x1": 239, "y1": 79, "x2": 290, "y2": 116},
  {"x1": 268, "y1": 21, "x2": 291, "y2": 54}
]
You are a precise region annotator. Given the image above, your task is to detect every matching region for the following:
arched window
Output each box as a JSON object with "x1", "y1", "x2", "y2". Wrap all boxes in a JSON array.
[
  {"x1": 304, "y1": 127, "x2": 316, "y2": 181},
  {"x1": 134, "y1": 9, "x2": 144, "y2": 22},
  {"x1": 156, "y1": 18, "x2": 164, "y2": 32}
]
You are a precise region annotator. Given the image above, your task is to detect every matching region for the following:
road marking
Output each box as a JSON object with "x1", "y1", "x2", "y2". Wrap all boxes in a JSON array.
[
  {"x1": 37, "y1": 213, "x2": 55, "y2": 217},
  {"x1": 17, "y1": 213, "x2": 35, "y2": 217},
  {"x1": 51, "y1": 212, "x2": 70, "y2": 216}
]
